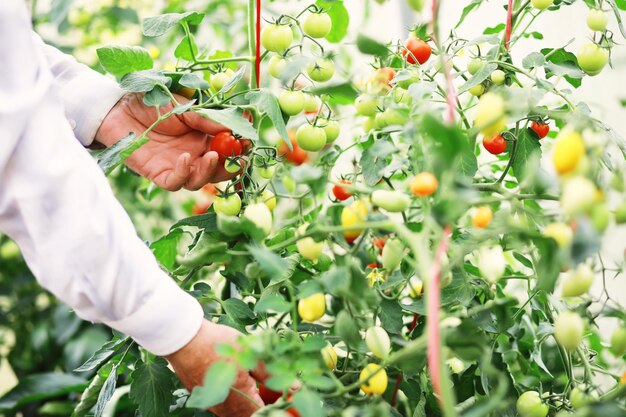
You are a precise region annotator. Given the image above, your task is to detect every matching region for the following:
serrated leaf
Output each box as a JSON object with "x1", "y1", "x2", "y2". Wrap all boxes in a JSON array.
[
  {"x1": 150, "y1": 229, "x2": 184, "y2": 270},
  {"x1": 128, "y1": 358, "x2": 176, "y2": 417},
  {"x1": 223, "y1": 298, "x2": 256, "y2": 325},
  {"x1": 360, "y1": 141, "x2": 396, "y2": 186},
  {"x1": 97, "y1": 133, "x2": 148, "y2": 175},
  {"x1": 247, "y1": 246, "x2": 297, "y2": 282},
  {"x1": 379, "y1": 298, "x2": 403, "y2": 334},
  {"x1": 186, "y1": 362, "x2": 237, "y2": 409},
  {"x1": 142, "y1": 12, "x2": 205, "y2": 37},
  {"x1": 72, "y1": 374, "x2": 104, "y2": 417},
  {"x1": 292, "y1": 389, "x2": 323, "y2": 417},
  {"x1": 246, "y1": 89, "x2": 289, "y2": 147},
  {"x1": 316, "y1": 0, "x2": 349, "y2": 43},
  {"x1": 74, "y1": 338, "x2": 130, "y2": 373},
  {"x1": 458, "y1": 63, "x2": 497, "y2": 93},
  {"x1": 170, "y1": 213, "x2": 218, "y2": 231},
  {"x1": 456, "y1": 0, "x2": 485, "y2": 28},
  {"x1": 356, "y1": 33, "x2": 389, "y2": 57},
  {"x1": 174, "y1": 32, "x2": 198, "y2": 61},
  {"x1": 97, "y1": 46, "x2": 153, "y2": 78},
  {"x1": 254, "y1": 293, "x2": 291, "y2": 313},
  {"x1": 510, "y1": 128, "x2": 541, "y2": 183},
  {"x1": 143, "y1": 88, "x2": 171, "y2": 107},
  {"x1": 196, "y1": 108, "x2": 258, "y2": 141},
  {"x1": 120, "y1": 69, "x2": 171, "y2": 93},
  {"x1": 0, "y1": 373, "x2": 87, "y2": 412},
  {"x1": 179, "y1": 73, "x2": 210, "y2": 90},
  {"x1": 94, "y1": 365, "x2": 117, "y2": 417},
  {"x1": 522, "y1": 52, "x2": 545, "y2": 69}
]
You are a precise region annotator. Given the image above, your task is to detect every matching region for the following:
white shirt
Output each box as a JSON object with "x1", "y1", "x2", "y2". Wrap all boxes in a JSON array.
[{"x1": 0, "y1": 1, "x2": 203, "y2": 356}]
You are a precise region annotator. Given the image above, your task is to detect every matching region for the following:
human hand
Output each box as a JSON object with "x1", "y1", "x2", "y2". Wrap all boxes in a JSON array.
[
  {"x1": 165, "y1": 320, "x2": 266, "y2": 417},
  {"x1": 95, "y1": 93, "x2": 243, "y2": 191}
]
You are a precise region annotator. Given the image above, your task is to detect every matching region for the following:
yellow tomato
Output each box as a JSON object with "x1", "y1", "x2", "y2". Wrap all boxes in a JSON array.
[
  {"x1": 359, "y1": 364, "x2": 388, "y2": 395},
  {"x1": 409, "y1": 279, "x2": 423, "y2": 298},
  {"x1": 543, "y1": 222, "x2": 573, "y2": 247},
  {"x1": 261, "y1": 189, "x2": 277, "y2": 211},
  {"x1": 297, "y1": 293, "x2": 326, "y2": 322},
  {"x1": 341, "y1": 200, "x2": 368, "y2": 239},
  {"x1": 553, "y1": 130, "x2": 585, "y2": 175},
  {"x1": 148, "y1": 46, "x2": 161, "y2": 59},
  {"x1": 176, "y1": 87, "x2": 196, "y2": 99},
  {"x1": 474, "y1": 93, "x2": 507, "y2": 137},
  {"x1": 409, "y1": 172, "x2": 438, "y2": 197},
  {"x1": 321, "y1": 345, "x2": 338, "y2": 370},
  {"x1": 472, "y1": 206, "x2": 493, "y2": 228}
]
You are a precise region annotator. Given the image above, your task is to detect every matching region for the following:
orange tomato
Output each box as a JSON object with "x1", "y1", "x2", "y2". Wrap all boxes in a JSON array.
[{"x1": 409, "y1": 172, "x2": 438, "y2": 197}]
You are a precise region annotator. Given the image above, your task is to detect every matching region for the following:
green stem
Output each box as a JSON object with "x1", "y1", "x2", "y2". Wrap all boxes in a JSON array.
[{"x1": 247, "y1": 0, "x2": 257, "y2": 89}]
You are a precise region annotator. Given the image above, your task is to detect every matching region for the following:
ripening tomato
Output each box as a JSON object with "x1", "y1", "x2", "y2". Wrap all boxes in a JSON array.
[
  {"x1": 355, "y1": 95, "x2": 379, "y2": 117},
  {"x1": 332, "y1": 180, "x2": 352, "y2": 201},
  {"x1": 530, "y1": 121, "x2": 550, "y2": 138},
  {"x1": 410, "y1": 172, "x2": 438, "y2": 197},
  {"x1": 341, "y1": 200, "x2": 368, "y2": 239},
  {"x1": 192, "y1": 201, "x2": 212, "y2": 215},
  {"x1": 372, "y1": 237, "x2": 386, "y2": 250},
  {"x1": 286, "y1": 400, "x2": 301, "y2": 417},
  {"x1": 320, "y1": 119, "x2": 340, "y2": 142},
  {"x1": 278, "y1": 136, "x2": 308, "y2": 165},
  {"x1": 296, "y1": 124, "x2": 327, "y2": 152},
  {"x1": 307, "y1": 59, "x2": 335, "y2": 82},
  {"x1": 261, "y1": 23, "x2": 293, "y2": 52},
  {"x1": 587, "y1": 8, "x2": 608, "y2": 31},
  {"x1": 474, "y1": 92, "x2": 507, "y2": 137},
  {"x1": 211, "y1": 131, "x2": 243, "y2": 161},
  {"x1": 554, "y1": 310, "x2": 585, "y2": 351},
  {"x1": 303, "y1": 94, "x2": 321, "y2": 114},
  {"x1": 214, "y1": 194, "x2": 242, "y2": 216},
  {"x1": 243, "y1": 202, "x2": 273, "y2": 236},
  {"x1": 258, "y1": 384, "x2": 282, "y2": 404},
  {"x1": 403, "y1": 36, "x2": 432, "y2": 65},
  {"x1": 516, "y1": 391, "x2": 549, "y2": 417},
  {"x1": 553, "y1": 130, "x2": 585, "y2": 175},
  {"x1": 359, "y1": 364, "x2": 388, "y2": 395},
  {"x1": 268, "y1": 55, "x2": 287, "y2": 79},
  {"x1": 483, "y1": 134, "x2": 507, "y2": 155},
  {"x1": 321, "y1": 344, "x2": 338, "y2": 370},
  {"x1": 176, "y1": 86, "x2": 196, "y2": 99},
  {"x1": 577, "y1": 43, "x2": 609, "y2": 76},
  {"x1": 365, "y1": 326, "x2": 391, "y2": 359},
  {"x1": 472, "y1": 206, "x2": 493, "y2": 228},
  {"x1": 298, "y1": 293, "x2": 326, "y2": 322},
  {"x1": 372, "y1": 190, "x2": 410, "y2": 212},
  {"x1": 278, "y1": 90, "x2": 305, "y2": 116},
  {"x1": 372, "y1": 67, "x2": 396, "y2": 88},
  {"x1": 302, "y1": 12, "x2": 332, "y2": 38}
]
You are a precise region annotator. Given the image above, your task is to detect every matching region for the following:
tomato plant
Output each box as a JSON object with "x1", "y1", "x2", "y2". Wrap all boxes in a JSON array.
[{"x1": 2, "y1": 1, "x2": 626, "y2": 417}]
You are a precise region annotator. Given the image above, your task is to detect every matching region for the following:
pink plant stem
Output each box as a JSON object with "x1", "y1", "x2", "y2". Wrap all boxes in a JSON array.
[
  {"x1": 505, "y1": 0, "x2": 514, "y2": 50},
  {"x1": 427, "y1": 225, "x2": 452, "y2": 402},
  {"x1": 430, "y1": 0, "x2": 456, "y2": 123},
  {"x1": 255, "y1": 0, "x2": 261, "y2": 88}
]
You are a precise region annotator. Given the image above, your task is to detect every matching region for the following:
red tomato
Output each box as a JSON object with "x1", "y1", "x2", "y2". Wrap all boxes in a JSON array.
[
  {"x1": 201, "y1": 184, "x2": 218, "y2": 196},
  {"x1": 346, "y1": 236, "x2": 357, "y2": 245},
  {"x1": 278, "y1": 136, "x2": 308, "y2": 165},
  {"x1": 242, "y1": 109, "x2": 253, "y2": 123},
  {"x1": 530, "y1": 121, "x2": 550, "y2": 139},
  {"x1": 366, "y1": 262, "x2": 379, "y2": 269},
  {"x1": 483, "y1": 134, "x2": 507, "y2": 155},
  {"x1": 332, "y1": 180, "x2": 353, "y2": 201},
  {"x1": 192, "y1": 201, "x2": 212, "y2": 215},
  {"x1": 211, "y1": 131, "x2": 243, "y2": 161},
  {"x1": 373, "y1": 67, "x2": 396, "y2": 88},
  {"x1": 373, "y1": 237, "x2": 386, "y2": 250},
  {"x1": 258, "y1": 384, "x2": 282, "y2": 404},
  {"x1": 286, "y1": 395, "x2": 300, "y2": 417},
  {"x1": 403, "y1": 36, "x2": 432, "y2": 65}
]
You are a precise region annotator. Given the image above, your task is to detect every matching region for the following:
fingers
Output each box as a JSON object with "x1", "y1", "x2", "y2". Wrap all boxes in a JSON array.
[
  {"x1": 181, "y1": 111, "x2": 229, "y2": 136},
  {"x1": 185, "y1": 151, "x2": 219, "y2": 191},
  {"x1": 211, "y1": 371, "x2": 264, "y2": 417},
  {"x1": 156, "y1": 153, "x2": 192, "y2": 191}
]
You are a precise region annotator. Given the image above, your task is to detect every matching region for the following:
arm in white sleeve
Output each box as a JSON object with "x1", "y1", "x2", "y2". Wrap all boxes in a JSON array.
[
  {"x1": 32, "y1": 34, "x2": 125, "y2": 146},
  {"x1": 0, "y1": 1, "x2": 203, "y2": 356}
]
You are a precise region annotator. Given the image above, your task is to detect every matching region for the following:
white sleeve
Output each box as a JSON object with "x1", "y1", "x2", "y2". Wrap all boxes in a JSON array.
[
  {"x1": 32, "y1": 35, "x2": 125, "y2": 146},
  {"x1": 0, "y1": 1, "x2": 203, "y2": 356}
]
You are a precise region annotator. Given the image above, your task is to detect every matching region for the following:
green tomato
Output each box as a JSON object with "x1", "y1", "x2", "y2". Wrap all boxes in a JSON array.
[
  {"x1": 516, "y1": 391, "x2": 549, "y2": 417},
  {"x1": 261, "y1": 24, "x2": 293, "y2": 52},
  {"x1": 490, "y1": 69, "x2": 506, "y2": 85},
  {"x1": 371, "y1": 190, "x2": 410, "y2": 212},
  {"x1": 554, "y1": 311, "x2": 584, "y2": 351},
  {"x1": 214, "y1": 194, "x2": 242, "y2": 216},
  {"x1": 210, "y1": 71, "x2": 233, "y2": 93},
  {"x1": 561, "y1": 264, "x2": 594, "y2": 298},
  {"x1": 278, "y1": 90, "x2": 305, "y2": 115},
  {"x1": 257, "y1": 165, "x2": 276, "y2": 179},
  {"x1": 587, "y1": 9, "x2": 608, "y2": 32},
  {"x1": 468, "y1": 84, "x2": 485, "y2": 96},
  {"x1": 531, "y1": 0, "x2": 553, "y2": 10},
  {"x1": 320, "y1": 120, "x2": 340, "y2": 142},
  {"x1": 296, "y1": 124, "x2": 327, "y2": 152},
  {"x1": 355, "y1": 95, "x2": 379, "y2": 117},
  {"x1": 268, "y1": 55, "x2": 287, "y2": 79},
  {"x1": 374, "y1": 112, "x2": 388, "y2": 128},
  {"x1": 302, "y1": 12, "x2": 332, "y2": 39},
  {"x1": 303, "y1": 93, "x2": 321, "y2": 113},
  {"x1": 315, "y1": 253, "x2": 332, "y2": 271},
  {"x1": 590, "y1": 203, "x2": 610, "y2": 232},
  {"x1": 615, "y1": 202, "x2": 626, "y2": 224},
  {"x1": 577, "y1": 43, "x2": 609, "y2": 76},
  {"x1": 296, "y1": 237, "x2": 324, "y2": 261},
  {"x1": 610, "y1": 326, "x2": 626, "y2": 357},
  {"x1": 396, "y1": 69, "x2": 420, "y2": 89},
  {"x1": 224, "y1": 159, "x2": 241, "y2": 174},
  {"x1": 382, "y1": 108, "x2": 408, "y2": 126},
  {"x1": 363, "y1": 117, "x2": 377, "y2": 132},
  {"x1": 393, "y1": 87, "x2": 412, "y2": 105},
  {"x1": 283, "y1": 176, "x2": 296, "y2": 194},
  {"x1": 382, "y1": 238, "x2": 404, "y2": 271},
  {"x1": 406, "y1": 0, "x2": 424, "y2": 11},
  {"x1": 570, "y1": 387, "x2": 593, "y2": 409},
  {"x1": 0, "y1": 240, "x2": 20, "y2": 259},
  {"x1": 467, "y1": 58, "x2": 485, "y2": 75},
  {"x1": 365, "y1": 326, "x2": 391, "y2": 359},
  {"x1": 243, "y1": 202, "x2": 273, "y2": 236},
  {"x1": 307, "y1": 59, "x2": 335, "y2": 82}
]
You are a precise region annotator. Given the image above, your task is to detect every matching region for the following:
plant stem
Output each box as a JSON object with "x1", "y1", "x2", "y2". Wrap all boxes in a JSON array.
[{"x1": 247, "y1": 0, "x2": 257, "y2": 89}]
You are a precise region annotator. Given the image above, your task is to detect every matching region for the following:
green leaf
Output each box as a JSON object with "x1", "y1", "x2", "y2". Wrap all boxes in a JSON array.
[
  {"x1": 356, "y1": 33, "x2": 389, "y2": 57},
  {"x1": 174, "y1": 32, "x2": 198, "y2": 61},
  {"x1": 94, "y1": 365, "x2": 117, "y2": 417},
  {"x1": 292, "y1": 389, "x2": 323, "y2": 417},
  {"x1": 187, "y1": 362, "x2": 237, "y2": 409},
  {"x1": 533, "y1": 237, "x2": 560, "y2": 293},
  {"x1": 335, "y1": 310, "x2": 361, "y2": 348},
  {"x1": 196, "y1": 108, "x2": 258, "y2": 141},
  {"x1": 170, "y1": 213, "x2": 218, "y2": 231},
  {"x1": 456, "y1": 0, "x2": 484, "y2": 28},
  {"x1": 522, "y1": 52, "x2": 545, "y2": 69},
  {"x1": 540, "y1": 47, "x2": 584, "y2": 88},
  {"x1": 177, "y1": 231, "x2": 229, "y2": 267},
  {"x1": 379, "y1": 298, "x2": 403, "y2": 334},
  {"x1": 247, "y1": 245, "x2": 297, "y2": 282},
  {"x1": 483, "y1": 23, "x2": 505, "y2": 34},
  {"x1": 150, "y1": 229, "x2": 184, "y2": 270},
  {"x1": 72, "y1": 373, "x2": 104, "y2": 417},
  {"x1": 143, "y1": 88, "x2": 171, "y2": 107},
  {"x1": 97, "y1": 46, "x2": 153, "y2": 78},
  {"x1": 97, "y1": 133, "x2": 148, "y2": 175},
  {"x1": 510, "y1": 128, "x2": 541, "y2": 184},
  {"x1": 120, "y1": 69, "x2": 171, "y2": 93},
  {"x1": 320, "y1": 266, "x2": 351, "y2": 296},
  {"x1": 246, "y1": 89, "x2": 289, "y2": 147},
  {"x1": 311, "y1": 82, "x2": 358, "y2": 106},
  {"x1": 179, "y1": 73, "x2": 210, "y2": 91},
  {"x1": 360, "y1": 141, "x2": 396, "y2": 186},
  {"x1": 0, "y1": 373, "x2": 87, "y2": 411},
  {"x1": 458, "y1": 63, "x2": 497, "y2": 94},
  {"x1": 142, "y1": 12, "x2": 205, "y2": 37},
  {"x1": 74, "y1": 338, "x2": 130, "y2": 373},
  {"x1": 223, "y1": 298, "x2": 256, "y2": 325},
  {"x1": 128, "y1": 358, "x2": 176, "y2": 417},
  {"x1": 316, "y1": 0, "x2": 349, "y2": 43},
  {"x1": 254, "y1": 293, "x2": 291, "y2": 314}
]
